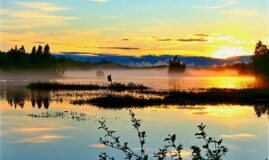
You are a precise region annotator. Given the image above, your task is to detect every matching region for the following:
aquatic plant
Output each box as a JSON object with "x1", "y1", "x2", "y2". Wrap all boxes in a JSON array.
[
  {"x1": 98, "y1": 110, "x2": 228, "y2": 160},
  {"x1": 27, "y1": 111, "x2": 89, "y2": 121}
]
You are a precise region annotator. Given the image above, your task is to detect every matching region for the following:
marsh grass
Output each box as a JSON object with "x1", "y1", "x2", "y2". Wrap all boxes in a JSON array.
[
  {"x1": 27, "y1": 82, "x2": 149, "y2": 91},
  {"x1": 72, "y1": 94, "x2": 163, "y2": 107},
  {"x1": 72, "y1": 88, "x2": 269, "y2": 108}
]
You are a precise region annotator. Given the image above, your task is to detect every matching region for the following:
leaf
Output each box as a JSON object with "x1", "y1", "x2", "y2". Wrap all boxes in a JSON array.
[
  {"x1": 202, "y1": 144, "x2": 208, "y2": 149},
  {"x1": 171, "y1": 134, "x2": 176, "y2": 143},
  {"x1": 218, "y1": 139, "x2": 223, "y2": 145}
]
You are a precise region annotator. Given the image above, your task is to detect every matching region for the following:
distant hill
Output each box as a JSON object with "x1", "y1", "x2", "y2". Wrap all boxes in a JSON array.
[{"x1": 54, "y1": 52, "x2": 251, "y2": 67}]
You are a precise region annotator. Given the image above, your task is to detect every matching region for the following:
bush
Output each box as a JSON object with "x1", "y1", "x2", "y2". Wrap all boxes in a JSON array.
[{"x1": 98, "y1": 110, "x2": 228, "y2": 160}]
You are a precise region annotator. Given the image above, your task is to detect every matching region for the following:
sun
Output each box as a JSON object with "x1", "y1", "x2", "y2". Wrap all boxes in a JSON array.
[{"x1": 212, "y1": 47, "x2": 247, "y2": 59}]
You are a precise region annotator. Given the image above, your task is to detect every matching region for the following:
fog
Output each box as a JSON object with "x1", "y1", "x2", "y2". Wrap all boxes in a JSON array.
[
  {"x1": 0, "y1": 68, "x2": 261, "y2": 90},
  {"x1": 63, "y1": 68, "x2": 241, "y2": 80}
]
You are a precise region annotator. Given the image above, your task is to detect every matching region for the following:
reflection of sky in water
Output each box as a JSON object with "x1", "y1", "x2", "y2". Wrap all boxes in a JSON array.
[
  {"x1": 0, "y1": 70, "x2": 268, "y2": 160},
  {"x1": 0, "y1": 97, "x2": 268, "y2": 160}
]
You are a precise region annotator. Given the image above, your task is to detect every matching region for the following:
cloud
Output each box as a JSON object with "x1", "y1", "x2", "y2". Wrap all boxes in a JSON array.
[
  {"x1": 13, "y1": 134, "x2": 67, "y2": 143},
  {"x1": 201, "y1": 0, "x2": 238, "y2": 9},
  {"x1": 99, "y1": 47, "x2": 140, "y2": 50},
  {"x1": 157, "y1": 38, "x2": 172, "y2": 42},
  {"x1": 10, "y1": 40, "x2": 21, "y2": 42},
  {"x1": 92, "y1": 0, "x2": 109, "y2": 3},
  {"x1": 33, "y1": 41, "x2": 46, "y2": 44},
  {"x1": 0, "y1": 10, "x2": 78, "y2": 21},
  {"x1": 12, "y1": 127, "x2": 59, "y2": 134},
  {"x1": 13, "y1": 2, "x2": 66, "y2": 12},
  {"x1": 89, "y1": 144, "x2": 106, "y2": 148},
  {"x1": 0, "y1": 2, "x2": 77, "y2": 30},
  {"x1": 220, "y1": 9, "x2": 260, "y2": 17},
  {"x1": 208, "y1": 35, "x2": 235, "y2": 41},
  {"x1": 177, "y1": 38, "x2": 207, "y2": 42},
  {"x1": 2, "y1": 126, "x2": 73, "y2": 136},
  {"x1": 0, "y1": 9, "x2": 78, "y2": 30},
  {"x1": 156, "y1": 36, "x2": 208, "y2": 42},
  {"x1": 220, "y1": 133, "x2": 256, "y2": 139},
  {"x1": 194, "y1": 34, "x2": 209, "y2": 37},
  {"x1": 192, "y1": 111, "x2": 209, "y2": 115},
  {"x1": 167, "y1": 150, "x2": 192, "y2": 158}
]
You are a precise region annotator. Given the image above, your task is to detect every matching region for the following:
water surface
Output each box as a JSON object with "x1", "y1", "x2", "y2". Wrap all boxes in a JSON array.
[{"x1": 0, "y1": 69, "x2": 268, "y2": 160}]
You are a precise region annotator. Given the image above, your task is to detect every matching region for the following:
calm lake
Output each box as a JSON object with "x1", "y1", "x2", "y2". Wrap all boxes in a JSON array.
[{"x1": 0, "y1": 69, "x2": 268, "y2": 160}]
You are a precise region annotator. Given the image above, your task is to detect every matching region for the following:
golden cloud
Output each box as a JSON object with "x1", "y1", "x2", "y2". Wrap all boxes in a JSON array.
[
  {"x1": 13, "y1": 134, "x2": 67, "y2": 143},
  {"x1": 220, "y1": 133, "x2": 256, "y2": 139},
  {"x1": 89, "y1": 144, "x2": 106, "y2": 148},
  {"x1": 12, "y1": 127, "x2": 60, "y2": 134},
  {"x1": 13, "y1": 2, "x2": 66, "y2": 12}
]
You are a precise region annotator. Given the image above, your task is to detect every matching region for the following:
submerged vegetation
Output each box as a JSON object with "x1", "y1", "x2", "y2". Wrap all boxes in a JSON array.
[
  {"x1": 27, "y1": 111, "x2": 89, "y2": 121},
  {"x1": 98, "y1": 110, "x2": 228, "y2": 160},
  {"x1": 27, "y1": 82, "x2": 149, "y2": 91}
]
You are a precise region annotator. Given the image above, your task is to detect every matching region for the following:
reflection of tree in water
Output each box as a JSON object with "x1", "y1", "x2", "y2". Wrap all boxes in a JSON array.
[
  {"x1": 6, "y1": 89, "x2": 26, "y2": 109},
  {"x1": 5, "y1": 89, "x2": 51, "y2": 109},
  {"x1": 168, "y1": 79, "x2": 185, "y2": 91},
  {"x1": 30, "y1": 93, "x2": 50, "y2": 109},
  {"x1": 254, "y1": 105, "x2": 269, "y2": 118}
]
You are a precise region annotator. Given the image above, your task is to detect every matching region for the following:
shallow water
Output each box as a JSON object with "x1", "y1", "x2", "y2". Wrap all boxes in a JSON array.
[{"x1": 0, "y1": 69, "x2": 268, "y2": 160}]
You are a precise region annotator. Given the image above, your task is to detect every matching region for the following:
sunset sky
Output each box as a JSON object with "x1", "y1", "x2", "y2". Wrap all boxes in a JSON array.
[{"x1": 0, "y1": 0, "x2": 268, "y2": 58}]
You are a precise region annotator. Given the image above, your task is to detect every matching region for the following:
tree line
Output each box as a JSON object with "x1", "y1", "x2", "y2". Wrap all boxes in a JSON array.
[
  {"x1": 1, "y1": 42, "x2": 269, "y2": 79},
  {"x1": 252, "y1": 41, "x2": 269, "y2": 78},
  {"x1": 0, "y1": 44, "x2": 58, "y2": 70},
  {"x1": 0, "y1": 44, "x2": 101, "y2": 71}
]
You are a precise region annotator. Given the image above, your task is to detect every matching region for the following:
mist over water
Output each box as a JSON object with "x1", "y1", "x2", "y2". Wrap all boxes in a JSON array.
[
  {"x1": 61, "y1": 68, "x2": 257, "y2": 90},
  {"x1": 0, "y1": 68, "x2": 259, "y2": 91}
]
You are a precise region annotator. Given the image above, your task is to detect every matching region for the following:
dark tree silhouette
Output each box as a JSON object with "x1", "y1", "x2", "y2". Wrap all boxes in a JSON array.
[
  {"x1": 43, "y1": 44, "x2": 50, "y2": 54},
  {"x1": 31, "y1": 46, "x2": 36, "y2": 55},
  {"x1": 36, "y1": 45, "x2": 43, "y2": 54},
  {"x1": 0, "y1": 44, "x2": 118, "y2": 71},
  {"x1": 168, "y1": 56, "x2": 186, "y2": 73},
  {"x1": 18, "y1": 45, "x2": 25, "y2": 54},
  {"x1": 252, "y1": 41, "x2": 269, "y2": 78}
]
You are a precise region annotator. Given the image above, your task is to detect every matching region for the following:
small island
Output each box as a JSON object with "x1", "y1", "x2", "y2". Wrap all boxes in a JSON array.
[{"x1": 168, "y1": 56, "x2": 187, "y2": 73}]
